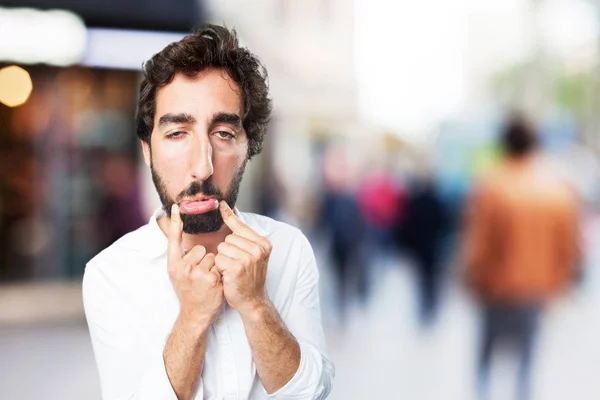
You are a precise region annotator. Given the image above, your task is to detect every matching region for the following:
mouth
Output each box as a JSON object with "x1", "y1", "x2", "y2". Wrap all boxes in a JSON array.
[{"x1": 179, "y1": 197, "x2": 220, "y2": 215}]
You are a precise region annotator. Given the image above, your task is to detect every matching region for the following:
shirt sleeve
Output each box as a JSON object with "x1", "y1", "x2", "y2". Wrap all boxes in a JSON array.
[
  {"x1": 264, "y1": 232, "x2": 334, "y2": 400},
  {"x1": 83, "y1": 261, "x2": 199, "y2": 400}
]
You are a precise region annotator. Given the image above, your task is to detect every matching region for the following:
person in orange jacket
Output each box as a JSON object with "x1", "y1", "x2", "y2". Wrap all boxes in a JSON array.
[{"x1": 463, "y1": 114, "x2": 581, "y2": 400}]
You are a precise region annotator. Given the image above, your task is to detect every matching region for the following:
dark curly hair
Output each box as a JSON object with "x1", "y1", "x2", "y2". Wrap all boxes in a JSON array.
[{"x1": 135, "y1": 24, "x2": 272, "y2": 159}]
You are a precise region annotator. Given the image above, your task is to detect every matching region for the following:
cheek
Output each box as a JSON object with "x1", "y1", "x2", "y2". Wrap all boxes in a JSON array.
[
  {"x1": 159, "y1": 140, "x2": 189, "y2": 159},
  {"x1": 152, "y1": 150, "x2": 187, "y2": 192},
  {"x1": 211, "y1": 148, "x2": 245, "y2": 186},
  {"x1": 151, "y1": 136, "x2": 188, "y2": 168}
]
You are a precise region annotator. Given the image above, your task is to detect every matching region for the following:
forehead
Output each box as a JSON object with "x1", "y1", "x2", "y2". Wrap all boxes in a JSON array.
[{"x1": 154, "y1": 69, "x2": 243, "y2": 123}]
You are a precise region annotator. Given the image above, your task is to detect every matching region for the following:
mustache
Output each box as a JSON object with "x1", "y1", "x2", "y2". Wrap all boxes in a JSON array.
[{"x1": 177, "y1": 179, "x2": 223, "y2": 202}]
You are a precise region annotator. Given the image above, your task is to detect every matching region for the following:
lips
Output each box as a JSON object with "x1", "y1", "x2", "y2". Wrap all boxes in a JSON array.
[{"x1": 179, "y1": 197, "x2": 219, "y2": 214}]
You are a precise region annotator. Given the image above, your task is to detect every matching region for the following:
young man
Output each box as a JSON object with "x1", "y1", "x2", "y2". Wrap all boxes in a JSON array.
[{"x1": 83, "y1": 25, "x2": 334, "y2": 400}]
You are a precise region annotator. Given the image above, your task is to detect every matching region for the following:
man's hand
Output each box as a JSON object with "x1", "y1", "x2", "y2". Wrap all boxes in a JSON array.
[
  {"x1": 168, "y1": 204, "x2": 224, "y2": 325},
  {"x1": 215, "y1": 201, "x2": 300, "y2": 393},
  {"x1": 215, "y1": 201, "x2": 272, "y2": 316}
]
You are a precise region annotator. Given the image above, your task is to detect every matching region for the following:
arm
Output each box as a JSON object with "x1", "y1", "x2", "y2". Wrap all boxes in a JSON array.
[
  {"x1": 84, "y1": 265, "x2": 215, "y2": 400},
  {"x1": 84, "y1": 205, "x2": 223, "y2": 400},
  {"x1": 259, "y1": 234, "x2": 334, "y2": 399},
  {"x1": 162, "y1": 312, "x2": 211, "y2": 400},
  {"x1": 163, "y1": 204, "x2": 224, "y2": 399},
  {"x1": 463, "y1": 186, "x2": 492, "y2": 289},
  {"x1": 215, "y1": 201, "x2": 333, "y2": 399},
  {"x1": 557, "y1": 193, "x2": 582, "y2": 284},
  {"x1": 240, "y1": 300, "x2": 301, "y2": 393}
]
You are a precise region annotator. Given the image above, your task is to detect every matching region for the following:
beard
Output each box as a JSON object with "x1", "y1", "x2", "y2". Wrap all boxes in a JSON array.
[{"x1": 151, "y1": 160, "x2": 247, "y2": 234}]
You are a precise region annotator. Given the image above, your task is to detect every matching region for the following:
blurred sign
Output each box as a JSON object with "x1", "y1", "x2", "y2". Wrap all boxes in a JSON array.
[
  {"x1": 0, "y1": 0, "x2": 202, "y2": 31},
  {"x1": 0, "y1": 7, "x2": 86, "y2": 66},
  {"x1": 83, "y1": 29, "x2": 187, "y2": 70},
  {"x1": 0, "y1": 5, "x2": 194, "y2": 68}
]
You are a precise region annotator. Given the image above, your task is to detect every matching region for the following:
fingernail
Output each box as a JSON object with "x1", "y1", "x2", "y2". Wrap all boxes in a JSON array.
[
  {"x1": 172, "y1": 203, "x2": 179, "y2": 215},
  {"x1": 214, "y1": 199, "x2": 219, "y2": 209}
]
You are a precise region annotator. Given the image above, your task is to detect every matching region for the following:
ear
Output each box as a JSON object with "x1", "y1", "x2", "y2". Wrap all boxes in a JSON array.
[{"x1": 141, "y1": 140, "x2": 151, "y2": 167}]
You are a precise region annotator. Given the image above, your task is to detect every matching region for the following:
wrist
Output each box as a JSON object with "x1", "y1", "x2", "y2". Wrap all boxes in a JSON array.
[
  {"x1": 177, "y1": 309, "x2": 213, "y2": 337},
  {"x1": 239, "y1": 296, "x2": 272, "y2": 322}
]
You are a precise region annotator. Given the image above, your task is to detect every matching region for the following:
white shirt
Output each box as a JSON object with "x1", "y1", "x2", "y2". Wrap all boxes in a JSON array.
[{"x1": 83, "y1": 208, "x2": 334, "y2": 400}]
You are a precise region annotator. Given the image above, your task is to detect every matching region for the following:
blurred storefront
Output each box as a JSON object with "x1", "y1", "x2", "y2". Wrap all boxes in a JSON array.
[{"x1": 0, "y1": 1, "x2": 203, "y2": 281}]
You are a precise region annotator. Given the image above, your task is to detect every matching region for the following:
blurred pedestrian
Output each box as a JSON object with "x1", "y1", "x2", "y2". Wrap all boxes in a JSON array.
[
  {"x1": 399, "y1": 176, "x2": 447, "y2": 327},
  {"x1": 357, "y1": 165, "x2": 406, "y2": 266},
  {"x1": 463, "y1": 114, "x2": 581, "y2": 400},
  {"x1": 318, "y1": 145, "x2": 365, "y2": 324}
]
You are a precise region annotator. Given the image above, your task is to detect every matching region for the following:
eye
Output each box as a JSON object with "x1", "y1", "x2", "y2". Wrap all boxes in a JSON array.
[
  {"x1": 166, "y1": 131, "x2": 185, "y2": 139},
  {"x1": 214, "y1": 131, "x2": 235, "y2": 140}
]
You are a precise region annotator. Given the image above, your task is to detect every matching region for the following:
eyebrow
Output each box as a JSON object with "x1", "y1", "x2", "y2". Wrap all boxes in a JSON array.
[
  {"x1": 210, "y1": 112, "x2": 242, "y2": 130},
  {"x1": 157, "y1": 113, "x2": 196, "y2": 129}
]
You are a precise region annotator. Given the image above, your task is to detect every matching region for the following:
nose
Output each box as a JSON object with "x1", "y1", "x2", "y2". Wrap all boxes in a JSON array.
[{"x1": 188, "y1": 133, "x2": 214, "y2": 181}]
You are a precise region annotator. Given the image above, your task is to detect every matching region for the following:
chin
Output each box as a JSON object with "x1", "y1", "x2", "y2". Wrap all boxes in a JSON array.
[{"x1": 181, "y1": 209, "x2": 224, "y2": 234}]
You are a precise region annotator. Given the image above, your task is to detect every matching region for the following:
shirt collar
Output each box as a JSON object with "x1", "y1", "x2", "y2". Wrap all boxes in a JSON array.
[{"x1": 145, "y1": 206, "x2": 246, "y2": 259}]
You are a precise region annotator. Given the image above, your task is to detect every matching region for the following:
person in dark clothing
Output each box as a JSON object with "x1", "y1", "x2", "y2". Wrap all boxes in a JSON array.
[
  {"x1": 320, "y1": 188, "x2": 365, "y2": 324},
  {"x1": 399, "y1": 178, "x2": 447, "y2": 327}
]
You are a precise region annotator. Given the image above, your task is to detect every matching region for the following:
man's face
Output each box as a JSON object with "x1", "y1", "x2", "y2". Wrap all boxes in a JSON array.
[{"x1": 142, "y1": 69, "x2": 249, "y2": 234}]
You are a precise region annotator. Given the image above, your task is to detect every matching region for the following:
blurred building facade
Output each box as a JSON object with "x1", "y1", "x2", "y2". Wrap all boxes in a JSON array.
[{"x1": 206, "y1": 0, "x2": 364, "y2": 228}]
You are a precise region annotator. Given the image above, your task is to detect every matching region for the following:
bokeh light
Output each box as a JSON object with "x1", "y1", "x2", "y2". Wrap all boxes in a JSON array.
[{"x1": 0, "y1": 65, "x2": 33, "y2": 107}]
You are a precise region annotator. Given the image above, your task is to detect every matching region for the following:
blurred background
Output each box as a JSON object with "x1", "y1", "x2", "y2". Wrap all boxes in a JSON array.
[{"x1": 2, "y1": 0, "x2": 600, "y2": 399}]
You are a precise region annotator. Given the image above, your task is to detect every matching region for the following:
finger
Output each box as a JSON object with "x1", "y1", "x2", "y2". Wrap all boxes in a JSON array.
[
  {"x1": 209, "y1": 265, "x2": 222, "y2": 283},
  {"x1": 219, "y1": 201, "x2": 261, "y2": 241},
  {"x1": 196, "y1": 252, "x2": 216, "y2": 272},
  {"x1": 183, "y1": 245, "x2": 207, "y2": 265},
  {"x1": 225, "y1": 234, "x2": 265, "y2": 259},
  {"x1": 168, "y1": 204, "x2": 183, "y2": 262},
  {"x1": 209, "y1": 264, "x2": 221, "y2": 276},
  {"x1": 214, "y1": 253, "x2": 237, "y2": 275},
  {"x1": 217, "y1": 241, "x2": 251, "y2": 263}
]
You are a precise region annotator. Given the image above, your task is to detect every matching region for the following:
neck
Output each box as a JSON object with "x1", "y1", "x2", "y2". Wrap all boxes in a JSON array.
[
  {"x1": 157, "y1": 215, "x2": 232, "y2": 255},
  {"x1": 507, "y1": 152, "x2": 535, "y2": 164}
]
